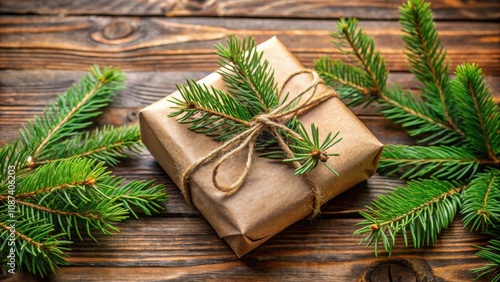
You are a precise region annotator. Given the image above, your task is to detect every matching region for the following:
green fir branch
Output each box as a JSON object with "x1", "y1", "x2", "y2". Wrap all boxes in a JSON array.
[
  {"x1": 472, "y1": 238, "x2": 500, "y2": 281},
  {"x1": 215, "y1": 35, "x2": 279, "y2": 114},
  {"x1": 283, "y1": 123, "x2": 342, "y2": 176},
  {"x1": 452, "y1": 63, "x2": 500, "y2": 162},
  {"x1": 169, "y1": 80, "x2": 252, "y2": 141},
  {"x1": 379, "y1": 144, "x2": 479, "y2": 179},
  {"x1": 38, "y1": 125, "x2": 143, "y2": 166},
  {"x1": 314, "y1": 57, "x2": 376, "y2": 107},
  {"x1": 316, "y1": 0, "x2": 500, "y2": 276},
  {"x1": 169, "y1": 35, "x2": 342, "y2": 174},
  {"x1": 109, "y1": 180, "x2": 168, "y2": 218},
  {"x1": 4, "y1": 159, "x2": 128, "y2": 240},
  {"x1": 381, "y1": 86, "x2": 464, "y2": 145},
  {"x1": 355, "y1": 179, "x2": 463, "y2": 255},
  {"x1": 331, "y1": 18, "x2": 388, "y2": 96},
  {"x1": 0, "y1": 216, "x2": 70, "y2": 278},
  {"x1": 1, "y1": 65, "x2": 167, "y2": 277},
  {"x1": 462, "y1": 169, "x2": 500, "y2": 232},
  {"x1": 399, "y1": 0, "x2": 459, "y2": 132},
  {"x1": 18, "y1": 65, "x2": 126, "y2": 165}
]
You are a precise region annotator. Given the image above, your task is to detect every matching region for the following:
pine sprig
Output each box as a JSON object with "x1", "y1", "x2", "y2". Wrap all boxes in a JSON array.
[
  {"x1": 379, "y1": 144, "x2": 479, "y2": 179},
  {"x1": 215, "y1": 35, "x2": 279, "y2": 114},
  {"x1": 1, "y1": 65, "x2": 167, "y2": 277},
  {"x1": 18, "y1": 65, "x2": 126, "y2": 165},
  {"x1": 472, "y1": 238, "x2": 500, "y2": 281},
  {"x1": 355, "y1": 179, "x2": 463, "y2": 255},
  {"x1": 314, "y1": 57, "x2": 376, "y2": 107},
  {"x1": 38, "y1": 124, "x2": 143, "y2": 166},
  {"x1": 169, "y1": 80, "x2": 252, "y2": 141},
  {"x1": 315, "y1": 0, "x2": 500, "y2": 278},
  {"x1": 8, "y1": 159, "x2": 129, "y2": 240},
  {"x1": 0, "y1": 216, "x2": 70, "y2": 277},
  {"x1": 399, "y1": 0, "x2": 458, "y2": 131},
  {"x1": 284, "y1": 123, "x2": 341, "y2": 176},
  {"x1": 452, "y1": 63, "x2": 500, "y2": 161},
  {"x1": 169, "y1": 35, "x2": 342, "y2": 177},
  {"x1": 315, "y1": 16, "x2": 463, "y2": 146},
  {"x1": 462, "y1": 169, "x2": 500, "y2": 232},
  {"x1": 331, "y1": 18, "x2": 388, "y2": 96},
  {"x1": 381, "y1": 86, "x2": 463, "y2": 145}
]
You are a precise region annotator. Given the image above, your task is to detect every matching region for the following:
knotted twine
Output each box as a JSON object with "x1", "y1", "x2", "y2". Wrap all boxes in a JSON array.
[{"x1": 179, "y1": 69, "x2": 339, "y2": 218}]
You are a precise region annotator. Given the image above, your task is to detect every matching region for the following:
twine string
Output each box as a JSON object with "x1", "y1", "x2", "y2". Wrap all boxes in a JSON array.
[{"x1": 179, "y1": 69, "x2": 338, "y2": 217}]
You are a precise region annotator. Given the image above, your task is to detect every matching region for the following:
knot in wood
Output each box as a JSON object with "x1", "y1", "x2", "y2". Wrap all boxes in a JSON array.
[
  {"x1": 102, "y1": 21, "x2": 134, "y2": 40},
  {"x1": 361, "y1": 259, "x2": 444, "y2": 282}
]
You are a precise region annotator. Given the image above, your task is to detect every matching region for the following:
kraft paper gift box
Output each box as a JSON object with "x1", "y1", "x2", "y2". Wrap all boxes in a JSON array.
[{"x1": 140, "y1": 36, "x2": 383, "y2": 257}]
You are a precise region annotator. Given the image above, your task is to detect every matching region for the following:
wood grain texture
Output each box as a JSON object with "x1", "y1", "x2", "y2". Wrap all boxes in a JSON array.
[
  {"x1": 1, "y1": 0, "x2": 499, "y2": 21},
  {"x1": 0, "y1": 17, "x2": 499, "y2": 74},
  {"x1": 3, "y1": 218, "x2": 490, "y2": 281},
  {"x1": 1, "y1": 1, "x2": 499, "y2": 281}
]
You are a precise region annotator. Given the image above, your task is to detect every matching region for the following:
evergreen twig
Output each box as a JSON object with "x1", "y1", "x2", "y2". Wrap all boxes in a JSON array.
[
  {"x1": 315, "y1": 0, "x2": 500, "y2": 279},
  {"x1": 169, "y1": 35, "x2": 342, "y2": 177},
  {"x1": 0, "y1": 65, "x2": 167, "y2": 277}
]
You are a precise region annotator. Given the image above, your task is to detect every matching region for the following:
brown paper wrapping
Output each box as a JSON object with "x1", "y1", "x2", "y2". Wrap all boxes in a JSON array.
[{"x1": 140, "y1": 37, "x2": 383, "y2": 257}]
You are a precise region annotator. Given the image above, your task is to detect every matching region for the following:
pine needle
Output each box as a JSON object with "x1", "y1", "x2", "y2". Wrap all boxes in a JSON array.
[{"x1": 18, "y1": 65, "x2": 126, "y2": 165}]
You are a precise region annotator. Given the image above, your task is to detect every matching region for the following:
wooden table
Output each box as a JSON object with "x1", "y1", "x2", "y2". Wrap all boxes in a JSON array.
[{"x1": 1, "y1": 1, "x2": 499, "y2": 281}]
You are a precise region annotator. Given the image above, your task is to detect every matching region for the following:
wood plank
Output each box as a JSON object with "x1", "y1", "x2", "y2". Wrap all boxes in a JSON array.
[
  {"x1": 3, "y1": 217, "x2": 492, "y2": 281},
  {"x1": 0, "y1": 0, "x2": 498, "y2": 21},
  {"x1": 1, "y1": 70, "x2": 498, "y2": 111},
  {"x1": 0, "y1": 17, "x2": 498, "y2": 74}
]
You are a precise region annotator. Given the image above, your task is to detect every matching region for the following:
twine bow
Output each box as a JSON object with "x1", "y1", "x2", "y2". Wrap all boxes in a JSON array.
[{"x1": 179, "y1": 69, "x2": 338, "y2": 218}]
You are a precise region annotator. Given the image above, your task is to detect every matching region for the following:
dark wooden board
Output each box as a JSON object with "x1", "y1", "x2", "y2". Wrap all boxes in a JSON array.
[
  {"x1": 3, "y1": 217, "x2": 490, "y2": 281},
  {"x1": 1, "y1": 0, "x2": 499, "y2": 21},
  {"x1": 0, "y1": 17, "x2": 499, "y2": 74}
]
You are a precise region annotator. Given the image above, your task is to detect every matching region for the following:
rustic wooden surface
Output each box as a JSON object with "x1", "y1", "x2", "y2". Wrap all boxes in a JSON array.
[{"x1": 1, "y1": 0, "x2": 499, "y2": 281}]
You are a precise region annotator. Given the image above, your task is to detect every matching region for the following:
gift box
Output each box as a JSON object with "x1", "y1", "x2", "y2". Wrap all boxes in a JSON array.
[{"x1": 139, "y1": 36, "x2": 383, "y2": 257}]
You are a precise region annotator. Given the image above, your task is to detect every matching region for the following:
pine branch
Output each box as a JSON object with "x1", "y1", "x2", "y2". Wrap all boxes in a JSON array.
[
  {"x1": 462, "y1": 169, "x2": 500, "y2": 232},
  {"x1": 1, "y1": 65, "x2": 167, "y2": 278},
  {"x1": 0, "y1": 216, "x2": 70, "y2": 278},
  {"x1": 3, "y1": 159, "x2": 129, "y2": 240},
  {"x1": 472, "y1": 238, "x2": 500, "y2": 281},
  {"x1": 108, "y1": 180, "x2": 169, "y2": 218},
  {"x1": 380, "y1": 86, "x2": 464, "y2": 145},
  {"x1": 169, "y1": 35, "x2": 342, "y2": 174},
  {"x1": 283, "y1": 123, "x2": 341, "y2": 176},
  {"x1": 215, "y1": 35, "x2": 279, "y2": 115},
  {"x1": 315, "y1": 16, "x2": 463, "y2": 145},
  {"x1": 314, "y1": 57, "x2": 376, "y2": 107},
  {"x1": 452, "y1": 63, "x2": 500, "y2": 162},
  {"x1": 18, "y1": 65, "x2": 126, "y2": 165},
  {"x1": 331, "y1": 18, "x2": 388, "y2": 96},
  {"x1": 399, "y1": 0, "x2": 459, "y2": 132},
  {"x1": 169, "y1": 80, "x2": 252, "y2": 141},
  {"x1": 354, "y1": 179, "x2": 463, "y2": 255},
  {"x1": 379, "y1": 144, "x2": 480, "y2": 179},
  {"x1": 37, "y1": 125, "x2": 143, "y2": 166}
]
